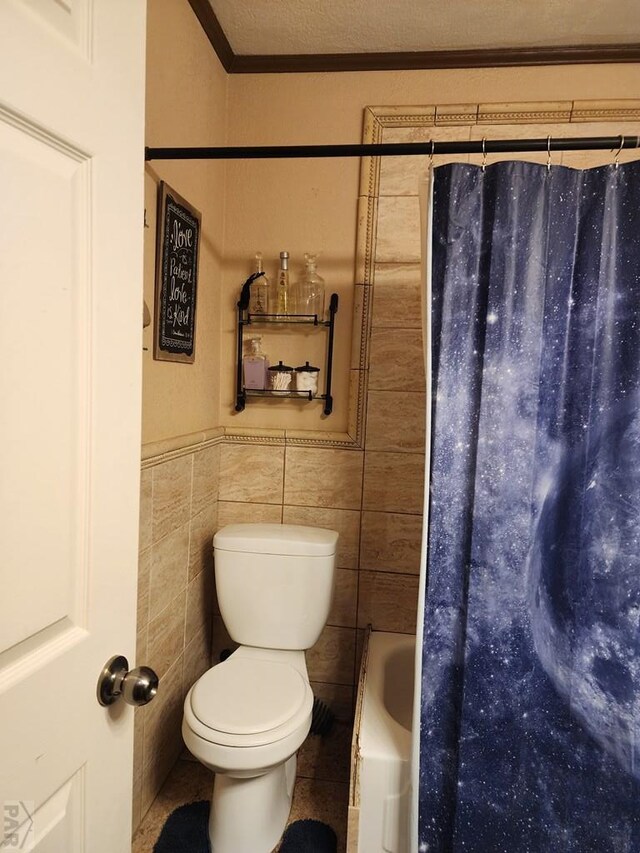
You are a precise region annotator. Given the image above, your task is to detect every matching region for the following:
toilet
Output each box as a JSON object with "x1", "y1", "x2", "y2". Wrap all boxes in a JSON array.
[{"x1": 182, "y1": 522, "x2": 338, "y2": 853}]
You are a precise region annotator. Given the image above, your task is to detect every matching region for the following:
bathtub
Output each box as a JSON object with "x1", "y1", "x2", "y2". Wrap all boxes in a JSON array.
[{"x1": 347, "y1": 630, "x2": 415, "y2": 853}]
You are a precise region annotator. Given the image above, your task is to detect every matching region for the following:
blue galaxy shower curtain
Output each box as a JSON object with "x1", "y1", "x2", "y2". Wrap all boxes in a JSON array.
[{"x1": 419, "y1": 160, "x2": 640, "y2": 852}]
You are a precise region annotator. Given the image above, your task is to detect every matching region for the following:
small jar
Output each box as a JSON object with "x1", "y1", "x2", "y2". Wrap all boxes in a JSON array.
[
  {"x1": 268, "y1": 360, "x2": 294, "y2": 391},
  {"x1": 295, "y1": 361, "x2": 320, "y2": 396}
]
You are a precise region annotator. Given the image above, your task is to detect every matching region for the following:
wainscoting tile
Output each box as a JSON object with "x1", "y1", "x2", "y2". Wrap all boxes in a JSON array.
[
  {"x1": 188, "y1": 502, "x2": 217, "y2": 580},
  {"x1": 366, "y1": 390, "x2": 426, "y2": 453},
  {"x1": 328, "y1": 569, "x2": 358, "y2": 629},
  {"x1": 360, "y1": 511, "x2": 423, "y2": 574},
  {"x1": 372, "y1": 263, "x2": 423, "y2": 330},
  {"x1": 309, "y1": 681, "x2": 355, "y2": 723},
  {"x1": 297, "y1": 713, "x2": 353, "y2": 784},
  {"x1": 369, "y1": 327, "x2": 425, "y2": 391},
  {"x1": 152, "y1": 455, "x2": 193, "y2": 542},
  {"x1": 219, "y1": 443, "x2": 285, "y2": 504},
  {"x1": 307, "y1": 625, "x2": 356, "y2": 686},
  {"x1": 282, "y1": 506, "x2": 361, "y2": 569},
  {"x1": 186, "y1": 566, "x2": 214, "y2": 643},
  {"x1": 217, "y1": 500, "x2": 282, "y2": 528},
  {"x1": 147, "y1": 590, "x2": 186, "y2": 679},
  {"x1": 141, "y1": 657, "x2": 184, "y2": 814},
  {"x1": 284, "y1": 447, "x2": 364, "y2": 510},
  {"x1": 357, "y1": 571, "x2": 419, "y2": 634},
  {"x1": 182, "y1": 627, "x2": 211, "y2": 697},
  {"x1": 375, "y1": 196, "x2": 421, "y2": 263},
  {"x1": 379, "y1": 125, "x2": 472, "y2": 196},
  {"x1": 137, "y1": 546, "x2": 151, "y2": 633},
  {"x1": 149, "y1": 523, "x2": 190, "y2": 621},
  {"x1": 210, "y1": 616, "x2": 236, "y2": 664},
  {"x1": 191, "y1": 444, "x2": 220, "y2": 516},
  {"x1": 139, "y1": 468, "x2": 152, "y2": 553},
  {"x1": 363, "y1": 451, "x2": 425, "y2": 514}
]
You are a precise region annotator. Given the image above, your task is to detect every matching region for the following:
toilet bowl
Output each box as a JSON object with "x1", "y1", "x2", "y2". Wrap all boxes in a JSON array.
[{"x1": 182, "y1": 523, "x2": 338, "y2": 853}]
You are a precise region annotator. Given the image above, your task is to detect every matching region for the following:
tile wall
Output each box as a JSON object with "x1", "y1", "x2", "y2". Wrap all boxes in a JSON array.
[{"x1": 133, "y1": 442, "x2": 220, "y2": 832}]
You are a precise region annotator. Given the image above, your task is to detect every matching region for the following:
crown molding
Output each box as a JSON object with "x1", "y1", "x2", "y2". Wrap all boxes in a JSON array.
[{"x1": 186, "y1": 3, "x2": 640, "y2": 74}]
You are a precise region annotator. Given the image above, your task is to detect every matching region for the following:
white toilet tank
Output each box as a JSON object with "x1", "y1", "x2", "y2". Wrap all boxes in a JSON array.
[{"x1": 213, "y1": 523, "x2": 338, "y2": 650}]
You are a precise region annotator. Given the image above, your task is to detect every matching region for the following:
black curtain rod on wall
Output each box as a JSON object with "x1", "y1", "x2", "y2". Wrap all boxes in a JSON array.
[{"x1": 145, "y1": 135, "x2": 640, "y2": 161}]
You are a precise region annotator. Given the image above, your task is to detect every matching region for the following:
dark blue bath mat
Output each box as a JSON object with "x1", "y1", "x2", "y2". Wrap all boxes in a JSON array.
[
  {"x1": 153, "y1": 800, "x2": 337, "y2": 852},
  {"x1": 154, "y1": 801, "x2": 210, "y2": 852},
  {"x1": 280, "y1": 818, "x2": 337, "y2": 852}
]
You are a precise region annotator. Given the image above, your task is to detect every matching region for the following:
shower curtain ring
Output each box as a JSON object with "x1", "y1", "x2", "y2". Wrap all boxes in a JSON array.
[
  {"x1": 614, "y1": 135, "x2": 625, "y2": 168},
  {"x1": 546, "y1": 136, "x2": 552, "y2": 172},
  {"x1": 481, "y1": 138, "x2": 487, "y2": 172}
]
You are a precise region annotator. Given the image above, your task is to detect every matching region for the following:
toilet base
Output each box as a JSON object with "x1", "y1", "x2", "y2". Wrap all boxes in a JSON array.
[{"x1": 209, "y1": 754, "x2": 297, "y2": 852}]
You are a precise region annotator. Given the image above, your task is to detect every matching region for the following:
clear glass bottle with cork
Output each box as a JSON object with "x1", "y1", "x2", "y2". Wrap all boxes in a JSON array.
[
  {"x1": 296, "y1": 253, "x2": 325, "y2": 319},
  {"x1": 249, "y1": 252, "x2": 269, "y2": 315}
]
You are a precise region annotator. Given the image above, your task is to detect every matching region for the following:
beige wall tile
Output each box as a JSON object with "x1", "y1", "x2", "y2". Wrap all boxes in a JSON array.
[
  {"x1": 219, "y1": 443, "x2": 285, "y2": 504},
  {"x1": 147, "y1": 591, "x2": 186, "y2": 679},
  {"x1": 139, "y1": 468, "x2": 152, "y2": 553},
  {"x1": 360, "y1": 511, "x2": 423, "y2": 574},
  {"x1": 284, "y1": 447, "x2": 364, "y2": 510},
  {"x1": 188, "y1": 503, "x2": 217, "y2": 581},
  {"x1": 357, "y1": 571, "x2": 419, "y2": 634},
  {"x1": 366, "y1": 391, "x2": 426, "y2": 453},
  {"x1": 137, "y1": 547, "x2": 151, "y2": 633},
  {"x1": 307, "y1": 625, "x2": 356, "y2": 685},
  {"x1": 309, "y1": 681, "x2": 354, "y2": 723},
  {"x1": 183, "y1": 628, "x2": 211, "y2": 697},
  {"x1": 191, "y1": 444, "x2": 220, "y2": 516},
  {"x1": 210, "y1": 616, "x2": 236, "y2": 664},
  {"x1": 152, "y1": 455, "x2": 193, "y2": 542},
  {"x1": 186, "y1": 567, "x2": 214, "y2": 644},
  {"x1": 369, "y1": 327, "x2": 425, "y2": 391},
  {"x1": 141, "y1": 657, "x2": 184, "y2": 813},
  {"x1": 328, "y1": 569, "x2": 358, "y2": 629},
  {"x1": 217, "y1": 500, "x2": 282, "y2": 528},
  {"x1": 372, "y1": 264, "x2": 423, "y2": 330},
  {"x1": 282, "y1": 506, "x2": 361, "y2": 569},
  {"x1": 375, "y1": 196, "x2": 421, "y2": 264},
  {"x1": 297, "y1": 708, "x2": 352, "y2": 783},
  {"x1": 149, "y1": 523, "x2": 190, "y2": 621},
  {"x1": 363, "y1": 451, "x2": 425, "y2": 514},
  {"x1": 379, "y1": 125, "x2": 471, "y2": 196}
]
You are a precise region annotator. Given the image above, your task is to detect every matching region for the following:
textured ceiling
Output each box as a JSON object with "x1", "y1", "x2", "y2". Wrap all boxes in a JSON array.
[{"x1": 207, "y1": 0, "x2": 640, "y2": 55}]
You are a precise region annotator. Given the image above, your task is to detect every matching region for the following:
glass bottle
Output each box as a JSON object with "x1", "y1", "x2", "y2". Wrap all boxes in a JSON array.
[
  {"x1": 296, "y1": 253, "x2": 325, "y2": 319},
  {"x1": 249, "y1": 252, "x2": 269, "y2": 315},
  {"x1": 243, "y1": 336, "x2": 269, "y2": 390},
  {"x1": 276, "y1": 251, "x2": 292, "y2": 315}
]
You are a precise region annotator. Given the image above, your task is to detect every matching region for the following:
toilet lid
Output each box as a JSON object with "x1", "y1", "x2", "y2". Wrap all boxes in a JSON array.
[{"x1": 190, "y1": 658, "x2": 308, "y2": 735}]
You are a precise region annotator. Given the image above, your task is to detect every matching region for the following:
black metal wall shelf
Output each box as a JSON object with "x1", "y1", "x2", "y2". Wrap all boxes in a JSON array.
[{"x1": 235, "y1": 277, "x2": 339, "y2": 416}]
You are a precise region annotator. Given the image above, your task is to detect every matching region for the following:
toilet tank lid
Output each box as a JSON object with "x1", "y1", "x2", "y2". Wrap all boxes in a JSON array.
[{"x1": 214, "y1": 523, "x2": 339, "y2": 557}]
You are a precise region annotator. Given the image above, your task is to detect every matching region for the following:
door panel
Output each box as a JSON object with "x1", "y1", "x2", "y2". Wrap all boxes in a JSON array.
[{"x1": 0, "y1": 2, "x2": 146, "y2": 850}]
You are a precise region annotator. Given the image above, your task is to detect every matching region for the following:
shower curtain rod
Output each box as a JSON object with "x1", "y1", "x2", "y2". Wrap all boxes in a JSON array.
[{"x1": 145, "y1": 135, "x2": 640, "y2": 161}]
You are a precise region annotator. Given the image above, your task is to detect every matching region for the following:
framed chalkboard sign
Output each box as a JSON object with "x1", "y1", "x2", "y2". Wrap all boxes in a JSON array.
[{"x1": 154, "y1": 181, "x2": 201, "y2": 363}]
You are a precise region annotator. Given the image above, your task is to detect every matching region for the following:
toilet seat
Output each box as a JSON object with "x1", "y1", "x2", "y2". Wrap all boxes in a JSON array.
[{"x1": 185, "y1": 657, "x2": 313, "y2": 748}]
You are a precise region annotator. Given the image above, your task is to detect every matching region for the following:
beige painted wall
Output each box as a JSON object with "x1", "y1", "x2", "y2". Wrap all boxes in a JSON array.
[
  {"x1": 143, "y1": 0, "x2": 228, "y2": 445},
  {"x1": 221, "y1": 64, "x2": 640, "y2": 433}
]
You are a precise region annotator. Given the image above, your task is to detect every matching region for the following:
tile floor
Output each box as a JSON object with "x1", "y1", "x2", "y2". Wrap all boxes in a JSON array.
[{"x1": 132, "y1": 716, "x2": 352, "y2": 853}]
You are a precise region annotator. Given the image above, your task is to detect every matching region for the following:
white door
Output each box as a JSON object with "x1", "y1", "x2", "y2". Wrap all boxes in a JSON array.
[{"x1": 0, "y1": 1, "x2": 146, "y2": 851}]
